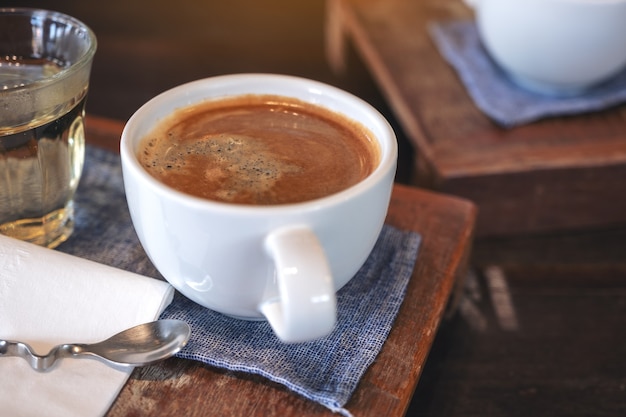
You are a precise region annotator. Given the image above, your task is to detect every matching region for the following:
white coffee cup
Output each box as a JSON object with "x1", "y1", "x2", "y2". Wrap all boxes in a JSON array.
[
  {"x1": 465, "y1": 0, "x2": 626, "y2": 96},
  {"x1": 120, "y1": 74, "x2": 397, "y2": 343}
]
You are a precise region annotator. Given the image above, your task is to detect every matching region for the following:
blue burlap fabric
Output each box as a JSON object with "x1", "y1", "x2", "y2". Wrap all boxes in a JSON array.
[
  {"x1": 428, "y1": 20, "x2": 626, "y2": 128},
  {"x1": 59, "y1": 146, "x2": 422, "y2": 416}
]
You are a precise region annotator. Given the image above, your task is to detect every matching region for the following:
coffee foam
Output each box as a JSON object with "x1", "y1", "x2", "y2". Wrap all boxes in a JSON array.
[
  {"x1": 141, "y1": 133, "x2": 303, "y2": 204},
  {"x1": 138, "y1": 94, "x2": 379, "y2": 205}
]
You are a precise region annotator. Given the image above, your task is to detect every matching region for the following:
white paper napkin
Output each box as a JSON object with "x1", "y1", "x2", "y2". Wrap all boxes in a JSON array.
[{"x1": 0, "y1": 234, "x2": 174, "y2": 417}]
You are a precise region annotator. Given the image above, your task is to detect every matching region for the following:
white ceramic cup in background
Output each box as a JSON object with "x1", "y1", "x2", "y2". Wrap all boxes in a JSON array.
[
  {"x1": 120, "y1": 74, "x2": 397, "y2": 343},
  {"x1": 464, "y1": 0, "x2": 626, "y2": 96}
]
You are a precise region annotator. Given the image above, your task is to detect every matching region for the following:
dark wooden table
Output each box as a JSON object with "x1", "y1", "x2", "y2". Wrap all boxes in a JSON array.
[
  {"x1": 326, "y1": 0, "x2": 626, "y2": 239},
  {"x1": 5, "y1": 1, "x2": 625, "y2": 415},
  {"x1": 84, "y1": 115, "x2": 477, "y2": 416},
  {"x1": 323, "y1": 2, "x2": 626, "y2": 417}
]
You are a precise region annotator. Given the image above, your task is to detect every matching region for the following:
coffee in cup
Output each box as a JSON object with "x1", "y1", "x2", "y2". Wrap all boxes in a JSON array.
[
  {"x1": 137, "y1": 94, "x2": 380, "y2": 205},
  {"x1": 121, "y1": 74, "x2": 397, "y2": 343}
]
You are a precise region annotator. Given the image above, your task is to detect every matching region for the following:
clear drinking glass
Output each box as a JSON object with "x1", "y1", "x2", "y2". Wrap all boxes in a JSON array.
[{"x1": 0, "y1": 8, "x2": 97, "y2": 248}]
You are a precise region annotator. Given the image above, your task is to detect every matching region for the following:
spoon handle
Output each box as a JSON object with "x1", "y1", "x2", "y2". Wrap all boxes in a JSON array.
[
  {"x1": 0, "y1": 320, "x2": 190, "y2": 372},
  {"x1": 0, "y1": 339, "x2": 64, "y2": 372}
]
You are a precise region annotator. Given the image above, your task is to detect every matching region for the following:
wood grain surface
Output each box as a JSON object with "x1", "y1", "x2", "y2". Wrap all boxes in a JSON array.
[{"x1": 4, "y1": 1, "x2": 622, "y2": 415}]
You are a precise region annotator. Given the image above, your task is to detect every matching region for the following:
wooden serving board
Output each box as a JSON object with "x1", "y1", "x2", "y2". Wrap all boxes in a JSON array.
[{"x1": 83, "y1": 115, "x2": 477, "y2": 417}]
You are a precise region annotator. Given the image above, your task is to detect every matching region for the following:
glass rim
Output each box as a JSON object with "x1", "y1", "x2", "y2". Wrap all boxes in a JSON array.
[{"x1": 0, "y1": 7, "x2": 97, "y2": 91}]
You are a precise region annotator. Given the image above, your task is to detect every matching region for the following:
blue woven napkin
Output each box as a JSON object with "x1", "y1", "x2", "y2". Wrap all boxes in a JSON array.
[
  {"x1": 59, "y1": 146, "x2": 422, "y2": 416},
  {"x1": 428, "y1": 20, "x2": 626, "y2": 128}
]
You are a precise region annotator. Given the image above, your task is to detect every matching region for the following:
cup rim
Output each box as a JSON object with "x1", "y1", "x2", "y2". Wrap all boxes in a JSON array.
[
  {"x1": 0, "y1": 7, "x2": 98, "y2": 91},
  {"x1": 121, "y1": 73, "x2": 398, "y2": 214}
]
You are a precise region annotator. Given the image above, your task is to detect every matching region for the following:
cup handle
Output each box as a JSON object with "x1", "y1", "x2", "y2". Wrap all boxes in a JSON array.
[{"x1": 260, "y1": 226, "x2": 337, "y2": 343}]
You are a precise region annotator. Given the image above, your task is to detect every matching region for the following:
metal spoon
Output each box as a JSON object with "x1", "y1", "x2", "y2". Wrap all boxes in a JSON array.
[{"x1": 0, "y1": 319, "x2": 191, "y2": 372}]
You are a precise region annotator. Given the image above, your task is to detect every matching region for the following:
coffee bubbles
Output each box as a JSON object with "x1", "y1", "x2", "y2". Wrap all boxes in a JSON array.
[{"x1": 138, "y1": 94, "x2": 379, "y2": 205}]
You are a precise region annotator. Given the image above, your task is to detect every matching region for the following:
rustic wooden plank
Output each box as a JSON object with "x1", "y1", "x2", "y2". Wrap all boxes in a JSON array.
[
  {"x1": 472, "y1": 226, "x2": 626, "y2": 267},
  {"x1": 85, "y1": 115, "x2": 124, "y2": 153},
  {"x1": 84, "y1": 116, "x2": 477, "y2": 416},
  {"x1": 32, "y1": 2, "x2": 626, "y2": 416},
  {"x1": 331, "y1": 0, "x2": 626, "y2": 237},
  {"x1": 407, "y1": 264, "x2": 626, "y2": 417}
]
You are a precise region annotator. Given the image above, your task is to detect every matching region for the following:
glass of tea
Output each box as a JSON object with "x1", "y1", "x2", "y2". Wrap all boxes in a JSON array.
[{"x1": 0, "y1": 8, "x2": 97, "y2": 248}]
